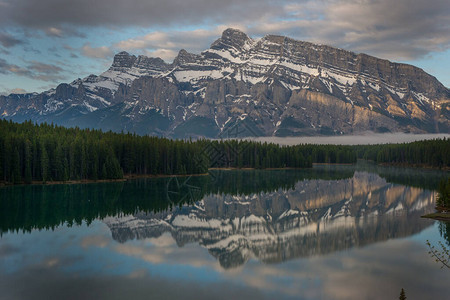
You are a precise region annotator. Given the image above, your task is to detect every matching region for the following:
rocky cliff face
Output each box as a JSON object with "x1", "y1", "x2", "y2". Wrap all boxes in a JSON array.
[
  {"x1": 1, "y1": 28, "x2": 449, "y2": 136},
  {"x1": 104, "y1": 171, "x2": 436, "y2": 268}
]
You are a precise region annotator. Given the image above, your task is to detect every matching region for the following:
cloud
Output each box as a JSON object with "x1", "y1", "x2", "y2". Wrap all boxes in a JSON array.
[
  {"x1": 48, "y1": 46, "x2": 62, "y2": 57},
  {"x1": 0, "y1": 266, "x2": 271, "y2": 300},
  {"x1": 250, "y1": 0, "x2": 450, "y2": 60},
  {"x1": 23, "y1": 45, "x2": 41, "y2": 54},
  {"x1": 103, "y1": 0, "x2": 450, "y2": 62},
  {"x1": 0, "y1": 58, "x2": 66, "y2": 82},
  {"x1": 0, "y1": 0, "x2": 278, "y2": 28},
  {"x1": 143, "y1": 49, "x2": 178, "y2": 61},
  {"x1": 113, "y1": 26, "x2": 231, "y2": 61},
  {"x1": 81, "y1": 43, "x2": 113, "y2": 59},
  {"x1": 0, "y1": 58, "x2": 32, "y2": 76},
  {"x1": 315, "y1": 0, "x2": 450, "y2": 60},
  {"x1": 8, "y1": 88, "x2": 28, "y2": 94},
  {"x1": 81, "y1": 235, "x2": 110, "y2": 248},
  {"x1": 114, "y1": 244, "x2": 167, "y2": 264},
  {"x1": 45, "y1": 27, "x2": 64, "y2": 37},
  {"x1": 28, "y1": 61, "x2": 63, "y2": 73},
  {"x1": 222, "y1": 239, "x2": 450, "y2": 300},
  {"x1": 0, "y1": 0, "x2": 448, "y2": 62},
  {"x1": 44, "y1": 26, "x2": 86, "y2": 38},
  {"x1": 0, "y1": 244, "x2": 19, "y2": 257},
  {"x1": 0, "y1": 31, "x2": 24, "y2": 48},
  {"x1": 115, "y1": 32, "x2": 176, "y2": 51},
  {"x1": 63, "y1": 44, "x2": 75, "y2": 51}
]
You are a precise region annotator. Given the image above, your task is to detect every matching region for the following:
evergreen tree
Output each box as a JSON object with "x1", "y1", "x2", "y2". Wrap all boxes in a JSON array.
[
  {"x1": 436, "y1": 178, "x2": 450, "y2": 210},
  {"x1": 40, "y1": 141, "x2": 49, "y2": 183},
  {"x1": 12, "y1": 147, "x2": 21, "y2": 184},
  {"x1": 24, "y1": 139, "x2": 32, "y2": 184}
]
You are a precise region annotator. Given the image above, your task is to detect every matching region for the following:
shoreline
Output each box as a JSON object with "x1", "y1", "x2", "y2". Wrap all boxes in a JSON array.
[
  {"x1": 208, "y1": 167, "x2": 310, "y2": 171},
  {"x1": 0, "y1": 167, "x2": 316, "y2": 187},
  {"x1": 0, "y1": 173, "x2": 209, "y2": 187},
  {"x1": 377, "y1": 162, "x2": 450, "y2": 171},
  {"x1": 0, "y1": 161, "x2": 447, "y2": 187},
  {"x1": 0, "y1": 166, "x2": 316, "y2": 187},
  {"x1": 421, "y1": 212, "x2": 450, "y2": 221}
]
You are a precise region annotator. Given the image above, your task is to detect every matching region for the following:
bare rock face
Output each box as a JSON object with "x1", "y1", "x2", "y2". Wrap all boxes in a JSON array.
[
  {"x1": 173, "y1": 49, "x2": 201, "y2": 66},
  {"x1": 111, "y1": 51, "x2": 137, "y2": 69},
  {"x1": 1, "y1": 28, "x2": 449, "y2": 137},
  {"x1": 210, "y1": 28, "x2": 253, "y2": 53}
]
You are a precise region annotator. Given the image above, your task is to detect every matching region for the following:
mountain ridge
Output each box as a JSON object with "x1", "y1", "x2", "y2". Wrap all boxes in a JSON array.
[{"x1": 1, "y1": 28, "x2": 449, "y2": 137}]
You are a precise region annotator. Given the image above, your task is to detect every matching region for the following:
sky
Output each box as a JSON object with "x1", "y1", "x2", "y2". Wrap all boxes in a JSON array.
[{"x1": 0, "y1": 0, "x2": 449, "y2": 95}]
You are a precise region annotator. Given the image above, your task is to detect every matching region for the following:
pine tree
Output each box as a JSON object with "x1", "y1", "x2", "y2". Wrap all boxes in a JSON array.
[
  {"x1": 12, "y1": 147, "x2": 21, "y2": 184},
  {"x1": 54, "y1": 143, "x2": 64, "y2": 181},
  {"x1": 41, "y1": 141, "x2": 49, "y2": 183},
  {"x1": 399, "y1": 288, "x2": 406, "y2": 300},
  {"x1": 24, "y1": 139, "x2": 32, "y2": 184},
  {"x1": 436, "y1": 178, "x2": 450, "y2": 210}
]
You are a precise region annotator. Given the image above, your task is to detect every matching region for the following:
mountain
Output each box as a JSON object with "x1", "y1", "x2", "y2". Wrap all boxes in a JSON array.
[
  {"x1": 104, "y1": 171, "x2": 435, "y2": 268},
  {"x1": 1, "y1": 28, "x2": 449, "y2": 137}
]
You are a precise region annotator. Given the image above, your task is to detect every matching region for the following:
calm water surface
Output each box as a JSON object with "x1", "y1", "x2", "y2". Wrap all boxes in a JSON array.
[{"x1": 1, "y1": 164, "x2": 449, "y2": 300}]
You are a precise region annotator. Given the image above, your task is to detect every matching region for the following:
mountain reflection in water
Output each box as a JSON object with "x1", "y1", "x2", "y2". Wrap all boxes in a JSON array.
[
  {"x1": 0, "y1": 166, "x2": 441, "y2": 269},
  {"x1": 105, "y1": 170, "x2": 437, "y2": 269}
]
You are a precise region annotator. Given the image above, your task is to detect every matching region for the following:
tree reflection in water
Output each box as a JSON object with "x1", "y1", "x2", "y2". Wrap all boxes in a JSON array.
[{"x1": 427, "y1": 222, "x2": 450, "y2": 269}]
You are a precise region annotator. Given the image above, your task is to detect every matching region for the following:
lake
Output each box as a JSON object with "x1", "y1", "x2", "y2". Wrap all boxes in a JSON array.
[{"x1": 1, "y1": 163, "x2": 449, "y2": 299}]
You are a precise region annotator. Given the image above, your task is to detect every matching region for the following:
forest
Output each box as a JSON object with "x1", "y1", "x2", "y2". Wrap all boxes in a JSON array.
[
  {"x1": 354, "y1": 139, "x2": 450, "y2": 168},
  {"x1": 0, "y1": 120, "x2": 448, "y2": 184},
  {"x1": 0, "y1": 120, "x2": 357, "y2": 184}
]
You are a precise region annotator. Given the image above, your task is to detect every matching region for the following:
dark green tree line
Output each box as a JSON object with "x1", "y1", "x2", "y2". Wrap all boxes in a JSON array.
[
  {"x1": 2, "y1": 120, "x2": 448, "y2": 185},
  {"x1": 354, "y1": 138, "x2": 450, "y2": 168},
  {"x1": 1, "y1": 120, "x2": 358, "y2": 184},
  {"x1": 0, "y1": 120, "x2": 208, "y2": 183}
]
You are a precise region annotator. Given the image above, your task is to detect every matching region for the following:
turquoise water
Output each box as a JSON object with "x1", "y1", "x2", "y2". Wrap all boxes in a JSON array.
[{"x1": 1, "y1": 165, "x2": 449, "y2": 299}]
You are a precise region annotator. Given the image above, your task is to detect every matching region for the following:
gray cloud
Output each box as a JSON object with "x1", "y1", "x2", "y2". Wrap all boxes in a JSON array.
[
  {"x1": 0, "y1": 244, "x2": 19, "y2": 257},
  {"x1": 0, "y1": 31, "x2": 24, "y2": 48},
  {"x1": 0, "y1": 265, "x2": 272, "y2": 300},
  {"x1": 104, "y1": 0, "x2": 450, "y2": 62},
  {"x1": 113, "y1": 27, "x2": 229, "y2": 61},
  {"x1": 8, "y1": 88, "x2": 28, "y2": 94},
  {"x1": 0, "y1": 0, "x2": 278, "y2": 28},
  {"x1": 23, "y1": 45, "x2": 41, "y2": 54},
  {"x1": 44, "y1": 26, "x2": 86, "y2": 38},
  {"x1": 0, "y1": 58, "x2": 33, "y2": 76},
  {"x1": 81, "y1": 43, "x2": 113, "y2": 59},
  {"x1": 312, "y1": 0, "x2": 450, "y2": 60},
  {"x1": 28, "y1": 61, "x2": 63, "y2": 74},
  {"x1": 48, "y1": 46, "x2": 62, "y2": 57},
  {"x1": 0, "y1": 58, "x2": 66, "y2": 82},
  {"x1": 251, "y1": 0, "x2": 450, "y2": 60},
  {"x1": 63, "y1": 44, "x2": 75, "y2": 51}
]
